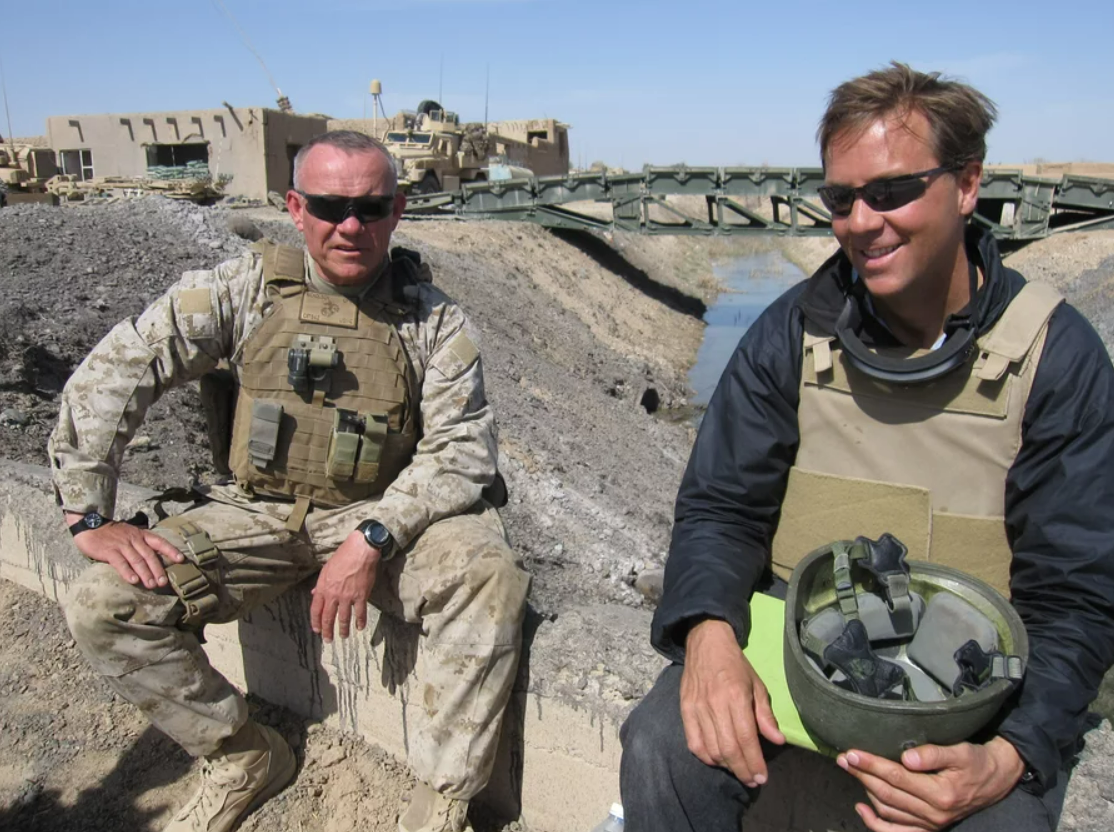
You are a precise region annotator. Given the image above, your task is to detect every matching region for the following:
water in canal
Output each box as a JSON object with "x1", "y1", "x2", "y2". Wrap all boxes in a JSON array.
[{"x1": 688, "y1": 250, "x2": 806, "y2": 407}]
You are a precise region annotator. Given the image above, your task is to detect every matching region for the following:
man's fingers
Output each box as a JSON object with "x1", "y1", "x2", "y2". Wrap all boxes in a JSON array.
[
  {"x1": 145, "y1": 532, "x2": 186, "y2": 564},
  {"x1": 337, "y1": 603, "x2": 353, "y2": 639},
  {"x1": 856, "y1": 800, "x2": 931, "y2": 832},
  {"x1": 726, "y1": 695, "x2": 765, "y2": 785},
  {"x1": 320, "y1": 599, "x2": 339, "y2": 643},
  {"x1": 119, "y1": 545, "x2": 160, "y2": 589},
  {"x1": 901, "y1": 743, "x2": 954, "y2": 773},
  {"x1": 864, "y1": 792, "x2": 933, "y2": 830},
  {"x1": 752, "y1": 678, "x2": 785, "y2": 745},
  {"x1": 106, "y1": 553, "x2": 140, "y2": 585},
  {"x1": 680, "y1": 700, "x2": 717, "y2": 768},
  {"x1": 842, "y1": 764, "x2": 940, "y2": 826},
  {"x1": 842, "y1": 750, "x2": 942, "y2": 808},
  {"x1": 310, "y1": 589, "x2": 325, "y2": 633},
  {"x1": 130, "y1": 539, "x2": 170, "y2": 586},
  {"x1": 355, "y1": 601, "x2": 368, "y2": 632}
]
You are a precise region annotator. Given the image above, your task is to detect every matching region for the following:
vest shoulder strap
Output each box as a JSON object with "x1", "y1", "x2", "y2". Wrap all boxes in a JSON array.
[
  {"x1": 975, "y1": 281, "x2": 1063, "y2": 381},
  {"x1": 803, "y1": 321, "x2": 837, "y2": 374},
  {"x1": 251, "y1": 239, "x2": 306, "y2": 290}
]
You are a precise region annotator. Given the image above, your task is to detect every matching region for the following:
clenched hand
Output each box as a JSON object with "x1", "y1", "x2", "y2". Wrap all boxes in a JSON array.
[
  {"x1": 311, "y1": 530, "x2": 381, "y2": 643},
  {"x1": 680, "y1": 618, "x2": 786, "y2": 787}
]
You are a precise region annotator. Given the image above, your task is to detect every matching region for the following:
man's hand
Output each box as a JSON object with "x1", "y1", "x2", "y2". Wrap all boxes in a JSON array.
[
  {"x1": 837, "y1": 736, "x2": 1026, "y2": 831},
  {"x1": 64, "y1": 512, "x2": 185, "y2": 589},
  {"x1": 311, "y1": 530, "x2": 381, "y2": 643},
  {"x1": 680, "y1": 618, "x2": 786, "y2": 787}
]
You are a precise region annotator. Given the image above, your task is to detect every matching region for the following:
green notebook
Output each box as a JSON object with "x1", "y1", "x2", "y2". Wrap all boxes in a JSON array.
[{"x1": 743, "y1": 592, "x2": 835, "y2": 757}]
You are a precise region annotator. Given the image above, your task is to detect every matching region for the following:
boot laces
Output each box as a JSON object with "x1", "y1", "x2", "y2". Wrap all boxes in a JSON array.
[{"x1": 174, "y1": 759, "x2": 244, "y2": 822}]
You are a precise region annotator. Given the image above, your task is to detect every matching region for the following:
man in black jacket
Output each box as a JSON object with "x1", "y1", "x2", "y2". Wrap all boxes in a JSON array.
[{"x1": 620, "y1": 63, "x2": 1114, "y2": 832}]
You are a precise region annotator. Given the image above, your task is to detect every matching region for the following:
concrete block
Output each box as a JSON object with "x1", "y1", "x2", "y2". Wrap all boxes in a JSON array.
[{"x1": 4, "y1": 459, "x2": 1109, "y2": 832}]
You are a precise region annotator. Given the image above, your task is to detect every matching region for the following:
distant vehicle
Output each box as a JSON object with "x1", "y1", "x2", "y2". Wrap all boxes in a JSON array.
[
  {"x1": 380, "y1": 100, "x2": 569, "y2": 194},
  {"x1": 0, "y1": 141, "x2": 59, "y2": 206}
]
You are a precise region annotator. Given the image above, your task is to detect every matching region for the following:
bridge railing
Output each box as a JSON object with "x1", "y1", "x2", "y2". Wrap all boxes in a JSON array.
[{"x1": 404, "y1": 165, "x2": 1114, "y2": 241}]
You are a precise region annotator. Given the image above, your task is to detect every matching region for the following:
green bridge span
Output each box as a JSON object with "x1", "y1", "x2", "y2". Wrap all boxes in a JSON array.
[{"x1": 404, "y1": 166, "x2": 1114, "y2": 242}]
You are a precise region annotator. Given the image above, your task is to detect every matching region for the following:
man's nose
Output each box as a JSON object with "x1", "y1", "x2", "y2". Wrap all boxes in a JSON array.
[
  {"x1": 847, "y1": 195, "x2": 884, "y2": 235},
  {"x1": 336, "y1": 213, "x2": 365, "y2": 235}
]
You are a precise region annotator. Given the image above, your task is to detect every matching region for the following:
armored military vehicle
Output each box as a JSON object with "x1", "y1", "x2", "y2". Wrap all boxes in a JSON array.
[
  {"x1": 381, "y1": 100, "x2": 569, "y2": 194},
  {"x1": 0, "y1": 140, "x2": 58, "y2": 206}
]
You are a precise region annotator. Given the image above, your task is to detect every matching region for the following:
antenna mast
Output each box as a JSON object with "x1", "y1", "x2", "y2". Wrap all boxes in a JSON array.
[
  {"x1": 0, "y1": 52, "x2": 16, "y2": 155},
  {"x1": 211, "y1": 0, "x2": 293, "y2": 112},
  {"x1": 369, "y1": 80, "x2": 384, "y2": 139}
]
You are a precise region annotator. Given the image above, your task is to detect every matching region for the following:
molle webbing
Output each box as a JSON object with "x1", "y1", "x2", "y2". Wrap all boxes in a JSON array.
[
  {"x1": 773, "y1": 282, "x2": 1063, "y2": 595},
  {"x1": 157, "y1": 518, "x2": 221, "y2": 628},
  {"x1": 229, "y1": 241, "x2": 419, "y2": 508}
]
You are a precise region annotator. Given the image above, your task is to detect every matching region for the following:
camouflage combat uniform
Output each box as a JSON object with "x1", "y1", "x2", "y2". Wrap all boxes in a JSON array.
[{"x1": 50, "y1": 245, "x2": 530, "y2": 800}]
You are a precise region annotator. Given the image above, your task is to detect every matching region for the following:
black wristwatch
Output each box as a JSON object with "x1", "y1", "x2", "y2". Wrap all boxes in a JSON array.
[
  {"x1": 356, "y1": 520, "x2": 396, "y2": 560},
  {"x1": 69, "y1": 512, "x2": 108, "y2": 536}
]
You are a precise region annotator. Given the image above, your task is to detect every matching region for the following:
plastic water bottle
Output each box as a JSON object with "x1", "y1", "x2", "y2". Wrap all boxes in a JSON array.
[{"x1": 590, "y1": 803, "x2": 624, "y2": 832}]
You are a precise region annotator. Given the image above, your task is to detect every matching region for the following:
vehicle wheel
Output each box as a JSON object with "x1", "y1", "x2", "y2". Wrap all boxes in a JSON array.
[{"x1": 412, "y1": 172, "x2": 441, "y2": 195}]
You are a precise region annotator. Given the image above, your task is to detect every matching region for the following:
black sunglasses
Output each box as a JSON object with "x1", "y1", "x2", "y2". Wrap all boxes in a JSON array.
[
  {"x1": 296, "y1": 191, "x2": 396, "y2": 224},
  {"x1": 817, "y1": 166, "x2": 956, "y2": 217}
]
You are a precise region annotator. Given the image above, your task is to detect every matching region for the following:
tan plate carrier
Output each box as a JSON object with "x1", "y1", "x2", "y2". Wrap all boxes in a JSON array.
[{"x1": 771, "y1": 282, "x2": 1063, "y2": 597}]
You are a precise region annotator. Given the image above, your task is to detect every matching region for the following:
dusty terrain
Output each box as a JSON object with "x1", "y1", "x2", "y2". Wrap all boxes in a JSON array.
[
  {"x1": 1, "y1": 195, "x2": 1113, "y2": 830},
  {"x1": 0, "y1": 197, "x2": 727, "y2": 830}
]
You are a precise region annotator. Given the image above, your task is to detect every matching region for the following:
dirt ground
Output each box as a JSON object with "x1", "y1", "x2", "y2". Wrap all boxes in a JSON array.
[{"x1": 1, "y1": 195, "x2": 1113, "y2": 830}]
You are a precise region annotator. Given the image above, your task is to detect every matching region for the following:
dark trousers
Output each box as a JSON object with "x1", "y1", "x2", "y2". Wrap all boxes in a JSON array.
[{"x1": 620, "y1": 664, "x2": 1070, "y2": 832}]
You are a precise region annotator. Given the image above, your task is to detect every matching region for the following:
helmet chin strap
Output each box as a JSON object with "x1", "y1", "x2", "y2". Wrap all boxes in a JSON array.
[{"x1": 834, "y1": 259, "x2": 979, "y2": 385}]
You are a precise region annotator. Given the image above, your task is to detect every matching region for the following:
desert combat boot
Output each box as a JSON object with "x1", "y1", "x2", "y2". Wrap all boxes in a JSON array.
[
  {"x1": 399, "y1": 782, "x2": 472, "y2": 832},
  {"x1": 165, "y1": 720, "x2": 296, "y2": 832}
]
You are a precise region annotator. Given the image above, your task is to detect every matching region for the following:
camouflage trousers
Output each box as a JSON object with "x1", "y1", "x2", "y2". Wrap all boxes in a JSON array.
[{"x1": 63, "y1": 496, "x2": 530, "y2": 800}]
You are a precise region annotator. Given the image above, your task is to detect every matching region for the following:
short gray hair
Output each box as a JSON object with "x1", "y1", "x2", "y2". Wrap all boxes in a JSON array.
[{"x1": 292, "y1": 130, "x2": 398, "y2": 192}]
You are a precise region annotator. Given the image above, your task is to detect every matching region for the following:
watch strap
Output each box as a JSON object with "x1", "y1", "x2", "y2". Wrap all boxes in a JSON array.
[{"x1": 68, "y1": 512, "x2": 108, "y2": 536}]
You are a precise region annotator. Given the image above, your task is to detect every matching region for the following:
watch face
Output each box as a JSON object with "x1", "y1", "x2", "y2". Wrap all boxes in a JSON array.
[
  {"x1": 368, "y1": 523, "x2": 390, "y2": 547},
  {"x1": 84, "y1": 512, "x2": 105, "y2": 530}
]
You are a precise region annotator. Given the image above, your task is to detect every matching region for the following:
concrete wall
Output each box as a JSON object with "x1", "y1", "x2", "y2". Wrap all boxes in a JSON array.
[
  {"x1": 45, "y1": 108, "x2": 327, "y2": 200},
  {"x1": 5, "y1": 459, "x2": 1109, "y2": 831},
  {"x1": 262, "y1": 110, "x2": 329, "y2": 195}
]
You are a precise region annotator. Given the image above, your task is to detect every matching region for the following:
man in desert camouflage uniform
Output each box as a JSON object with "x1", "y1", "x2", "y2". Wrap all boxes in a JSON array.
[{"x1": 50, "y1": 130, "x2": 529, "y2": 832}]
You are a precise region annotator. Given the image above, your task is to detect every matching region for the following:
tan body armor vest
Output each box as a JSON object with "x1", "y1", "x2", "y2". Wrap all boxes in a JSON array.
[
  {"x1": 770, "y1": 281, "x2": 1063, "y2": 597},
  {"x1": 228, "y1": 243, "x2": 420, "y2": 509}
]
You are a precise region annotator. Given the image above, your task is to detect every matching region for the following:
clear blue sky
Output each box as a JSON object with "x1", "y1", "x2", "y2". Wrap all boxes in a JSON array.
[{"x1": 4, "y1": 0, "x2": 1111, "y2": 167}]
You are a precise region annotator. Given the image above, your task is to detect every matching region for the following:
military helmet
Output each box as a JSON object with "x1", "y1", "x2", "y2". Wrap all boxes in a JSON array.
[{"x1": 784, "y1": 534, "x2": 1027, "y2": 760}]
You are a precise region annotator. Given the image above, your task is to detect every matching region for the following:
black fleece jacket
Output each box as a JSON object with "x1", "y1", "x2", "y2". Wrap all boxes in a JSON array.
[{"x1": 652, "y1": 227, "x2": 1114, "y2": 793}]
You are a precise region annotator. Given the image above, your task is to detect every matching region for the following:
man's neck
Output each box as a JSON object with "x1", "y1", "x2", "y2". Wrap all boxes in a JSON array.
[
  {"x1": 307, "y1": 255, "x2": 389, "y2": 298},
  {"x1": 870, "y1": 249, "x2": 975, "y2": 349}
]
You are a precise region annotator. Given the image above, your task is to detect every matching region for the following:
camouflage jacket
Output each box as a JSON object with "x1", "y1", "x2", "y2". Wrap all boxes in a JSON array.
[{"x1": 47, "y1": 247, "x2": 498, "y2": 550}]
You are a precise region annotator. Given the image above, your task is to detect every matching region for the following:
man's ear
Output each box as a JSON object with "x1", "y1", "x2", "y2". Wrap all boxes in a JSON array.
[
  {"x1": 286, "y1": 189, "x2": 305, "y2": 231},
  {"x1": 957, "y1": 161, "x2": 982, "y2": 218}
]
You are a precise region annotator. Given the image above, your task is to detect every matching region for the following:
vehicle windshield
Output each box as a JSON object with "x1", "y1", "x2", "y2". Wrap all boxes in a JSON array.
[{"x1": 386, "y1": 132, "x2": 432, "y2": 145}]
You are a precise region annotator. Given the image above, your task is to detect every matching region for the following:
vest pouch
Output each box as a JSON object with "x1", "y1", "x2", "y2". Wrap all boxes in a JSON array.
[
  {"x1": 355, "y1": 412, "x2": 389, "y2": 482},
  {"x1": 248, "y1": 401, "x2": 283, "y2": 468},
  {"x1": 327, "y1": 408, "x2": 363, "y2": 480}
]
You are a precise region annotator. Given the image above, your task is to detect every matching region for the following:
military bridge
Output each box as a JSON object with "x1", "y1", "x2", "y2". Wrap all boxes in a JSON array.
[{"x1": 405, "y1": 166, "x2": 1114, "y2": 242}]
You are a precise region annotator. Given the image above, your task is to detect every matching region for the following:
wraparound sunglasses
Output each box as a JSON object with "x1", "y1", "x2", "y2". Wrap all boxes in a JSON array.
[
  {"x1": 296, "y1": 191, "x2": 396, "y2": 224},
  {"x1": 817, "y1": 166, "x2": 957, "y2": 217}
]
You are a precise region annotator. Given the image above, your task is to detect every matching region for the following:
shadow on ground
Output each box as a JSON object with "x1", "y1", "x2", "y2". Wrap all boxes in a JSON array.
[
  {"x1": 549, "y1": 228, "x2": 707, "y2": 320},
  {"x1": 0, "y1": 726, "x2": 192, "y2": 832}
]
